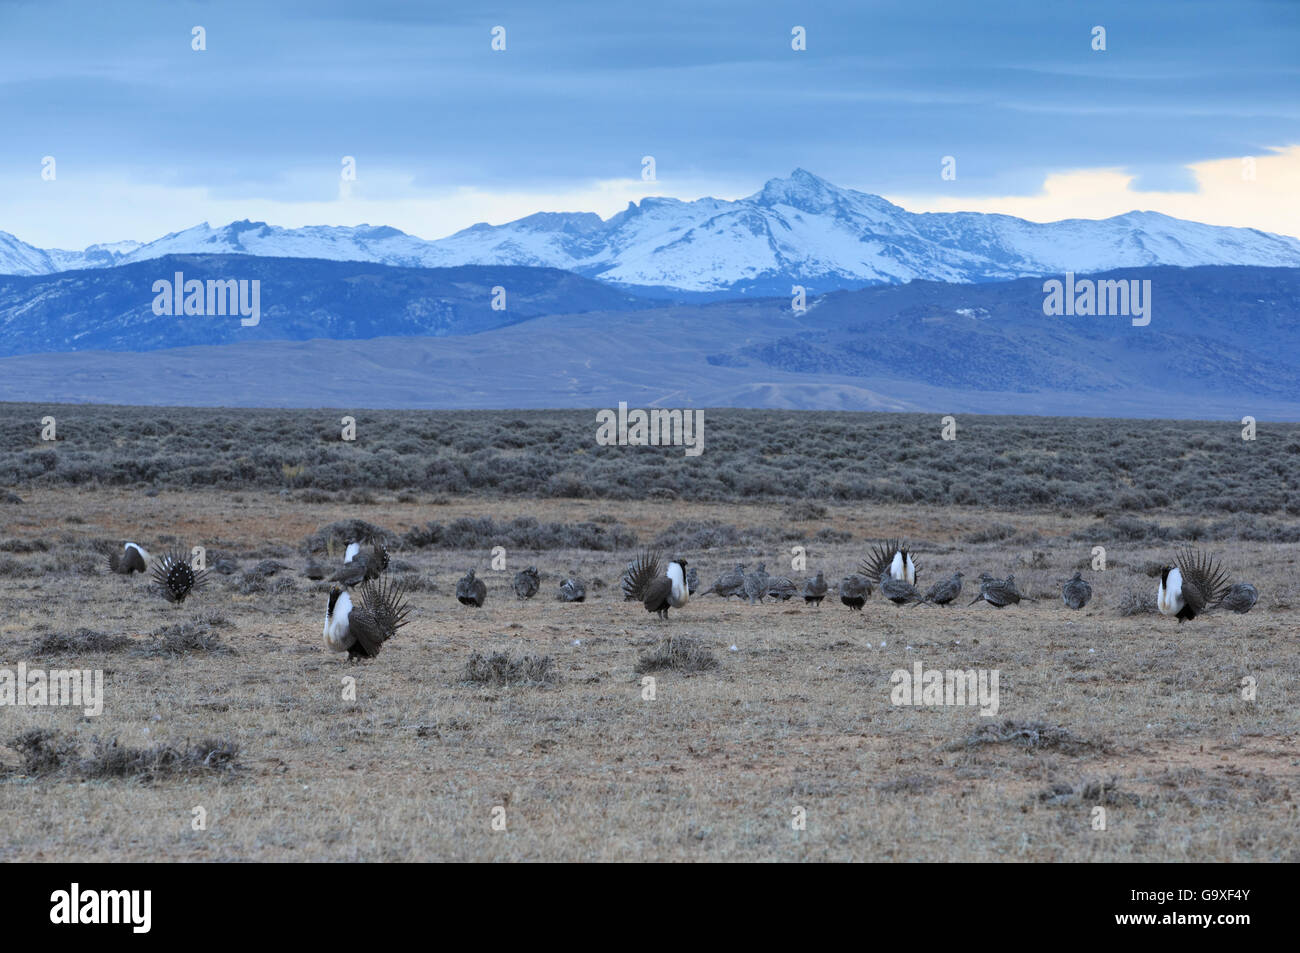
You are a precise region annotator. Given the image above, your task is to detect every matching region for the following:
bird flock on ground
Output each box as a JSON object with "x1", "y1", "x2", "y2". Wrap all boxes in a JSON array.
[{"x1": 106, "y1": 534, "x2": 1260, "y2": 662}]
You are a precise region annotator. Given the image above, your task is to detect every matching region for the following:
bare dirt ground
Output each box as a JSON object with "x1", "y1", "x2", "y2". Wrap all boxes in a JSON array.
[{"x1": 1, "y1": 487, "x2": 1296, "y2": 861}]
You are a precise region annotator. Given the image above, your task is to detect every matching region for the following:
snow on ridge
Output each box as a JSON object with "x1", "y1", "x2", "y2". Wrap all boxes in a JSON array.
[{"x1": 3, "y1": 170, "x2": 1300, "y2": 288}]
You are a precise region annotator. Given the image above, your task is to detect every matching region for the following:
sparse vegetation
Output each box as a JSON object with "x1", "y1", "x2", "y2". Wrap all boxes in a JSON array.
[
  {"x1": 404, "y1": 516, "x2": 637, "y2": 552},
  {"x1": 461, "y1": 650, "x2": 558, "y2": 686},
  {"x1": 2, "y1": 730, "x2": 240, "y2": 782},
  {"x1": 137, "y1": 622, "x2": 234, "y2": 658},
  {"x1": 80, "y1": 736, "x2": 241, "y2": 782},
  {"x1": 0, "y1": 407, "x2": 1296, "y2": 861},
  {"x1": 31, "y1": 628, "x2": 133, "y2": 655},
  {"x1": 2, "y1": 405, "x2": 1297, "y2": 519},
  {"x1": 635, "y1": 637, "x2": 719, "y2": 674},
  {"x1": 951, "y1": 720, "x2": 1104, "y2": 755},
  {"x1": 1117, "y1": 587, "x2": 1159, "y2": 617}
]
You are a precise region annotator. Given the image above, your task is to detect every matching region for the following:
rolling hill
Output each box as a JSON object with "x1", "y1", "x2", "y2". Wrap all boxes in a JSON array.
[
  {"x1": 3, "y1": 264, "x2": 1297, "y2": 418},
  {"x1": 0, "y1": 255, "x2": 662, "y2": 356}
]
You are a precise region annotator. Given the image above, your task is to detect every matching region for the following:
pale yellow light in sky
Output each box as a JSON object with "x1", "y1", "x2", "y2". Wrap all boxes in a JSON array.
[
  {"x1": 7, "y1": 146, "x2": 1298, "y2": 248},
  {"x1": 885, "y1": 146, "x2": 1300, "y2": 239}
]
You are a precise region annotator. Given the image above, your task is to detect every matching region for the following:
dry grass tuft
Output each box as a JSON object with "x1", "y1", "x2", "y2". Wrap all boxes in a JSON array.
[
  {"x1": 30, "y1": 627, "x2": 133, "y2": 655},
  {"x1": 4, "y1": 729, "x2": 81, "y2": 777},
  {"x1": 1038, "y1": 776, "x2": 1140, "y2": 806},
  {"x1": 462, "y1": 650, "x2": 558, "y2": 686},
  {"x1": 80, "y1": 736, "x2": 242, "y2": 782},
  {"x1": 783, "y1": 501, "x2": 828, "y2": 521},
  {"x1": 950, "y1": 719, "x2": 1104, "y2": 755},
  {"x1": 876, "y1": 774, "x2": 938, "y2": 796},
  {"x1": 137, "y1": 622, "x2": 234, "y2": 658},
  {"x1": 1117, "y1": 587, "x2": 1158, "y2": 616},
  {"x1": 3, "y1": 730, "x2": 238, "y2": 783},
  {"x1": 964, "y1": 523, "x2": 1017, "y2": 544},
  {"x1": 634, "y1": 636, "x2": 719, "y2": 675},
  {"x1": 233, "y1": 572, "x2": 298, "y2": 595},
  {"x1": 191, "y1": 608, "x2": 233, "y2": 628}
]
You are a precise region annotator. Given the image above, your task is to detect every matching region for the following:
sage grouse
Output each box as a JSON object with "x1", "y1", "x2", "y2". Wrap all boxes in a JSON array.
[
  {"x1": 623, "y1": 550, "x2": 689, "y2": 619},
  {"x1": 860, "y1": 539, "x2": 920, "y2": 588},
  {"x1": 1157, "y1": 548, "x2": 1230, "y2": 622},
  {"x1": 456, "y1": 569, "x2": 487, "y2": 607},
  {"x1": 969, "y1": 573, "x2": 1022, "y2": 609},
  {"x1": 1219, "y1": 582, "x2": 1258, "y2": 614},
  {"x1": 767, "y1": 576, "x2": 798, "y2": 602},
  {"x1": 330, "y1": 541, "x2": 389, "y2": 587},
  {"x1": 839, "y1": 574, "x2": 871, "y2": 611},
  {"x1": 803, "y1": 571, "x2": 828, "y2": 606},
  {"x1": 619, "y1": 559, "x2": 640, "y2": 601},
  {"x1": 513, "y1": 566, "x2": 540, "y2": 600},
  {"x1": 919, "y1": 571, "x2": 964, "y2": 606},
  {"x1": 322, "y1": 577, "x2": 411, "y2": 660},
  {"x1": 743, "y1": 563, "x2": 770, "y2": 604},
  {"x1": 704, "y1": 564, "x2": 746, "y2": 599},
  {"x1": 108, "y1": 542, "x2": 150, "y2": 575},
  {"x1": 880, "y1": 576, "x2": 923, "y2": 605},
  {"x1": 151, "y1": 550, "x2": 209, "y2": 604},
  {"x1": 557, "y1": 575, "x2": 586, "y2": 603},
  {"x1": 1062, "y1": 572, "x2": 1092, "y2": 610}
]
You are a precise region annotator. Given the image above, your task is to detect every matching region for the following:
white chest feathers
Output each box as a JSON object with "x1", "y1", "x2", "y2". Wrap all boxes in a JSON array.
[
  {"x1": 344, "y1": 542, "x2": 361, "y2": 564},
  {"x1": 1157, "y1": 568, "x2": 1184, "y2": 616},
  {"x1": 890, "y1": 551, "x2": 915, "y2": 585},
  {"x1": 324, "y1": 591, "x2": 356, "y2": 652},
  {"x1": 667, "y1": 563, "x2": 689, "y2": 608}
]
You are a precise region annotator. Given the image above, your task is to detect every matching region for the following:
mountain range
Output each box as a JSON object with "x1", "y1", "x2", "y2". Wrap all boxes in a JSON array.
[
  {"x1": 0, "y1": 256, "x2": 660, "y2": 357},
  {"x1": 3, "y1": 264, "x2": 1298, "y2": 418},
  {"x1": 5, "y1": 170, "x2": 1300, "y2": 294}
]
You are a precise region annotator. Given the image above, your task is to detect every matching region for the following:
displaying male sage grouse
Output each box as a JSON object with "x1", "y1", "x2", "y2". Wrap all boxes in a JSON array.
[
  {"x1": 619, "y1": 560, "x2": 641, "y2": 601},
  {"x1": 623, "y1": 550, "x2": 689, "y2": 619},
  {"x1": 322, "y1": 577, "x2": 411, "y2": 660},
  {"x1": 1219, "y1": 582, "x2": 1258, "y2": 614},
  {"x1": 969, "y1": 573, "x2": 1022, "y2": 609},
  {"x1": 330, "y1": 541, "x2": 389, "y2": 587},
  {"x1": 108, "y1": 542, "x2": 150, "y2": 575},
  {"x1": 1157, "y1": 548, "x2": 1230, "y2": 622},
  {"x1": 557, "y1": 575, "x2": 586, "y2": 603},
  {"x1": 1062, "y1": 572, "x2": 1093, "y2": 610},
  {"x1": 456, "y1": 569, "x2": 487, "y2": 607},
  {"x1": 151, "y1": 550, "x2": 209, "y2": 604},
  {"x1": 803, "y1": 571, "x2": 828, "y2": 606},
  {"x1": 860, "y1": 539, "x2": 919, "y2": 588},
  {"x1": 513, "y1": 566, "x2": 540, "y2": 600},
  {"x1": 839, "y1": 574, "x2": 871, "y2": 611}
]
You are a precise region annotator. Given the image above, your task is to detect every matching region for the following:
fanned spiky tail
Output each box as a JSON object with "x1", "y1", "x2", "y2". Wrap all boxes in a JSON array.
[
  {"x1": 151, "y1": 550, "x2": 209, "y2": 604},
  {"x1": 622, "y1": 550, "x2": 663, "y2": 601},
  {"x1": 1176, "y1": 547, "x2": 1231, "y2": 611},
  {"x1": 858, "y1": 538, "x2": 919, "y2": 584},
  {"x1": 360, "y1": 575, "x2": 411, "y2": 636}
]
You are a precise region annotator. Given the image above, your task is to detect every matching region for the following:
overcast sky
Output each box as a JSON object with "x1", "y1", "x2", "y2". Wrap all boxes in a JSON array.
[{"x1": 1, "y1": 0, "x2": 1296, "y2": 247}]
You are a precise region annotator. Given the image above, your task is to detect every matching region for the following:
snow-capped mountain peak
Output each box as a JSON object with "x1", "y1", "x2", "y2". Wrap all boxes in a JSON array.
[{"x1": 3, "y1": 171, "x2": 1299, "y2": 291}]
